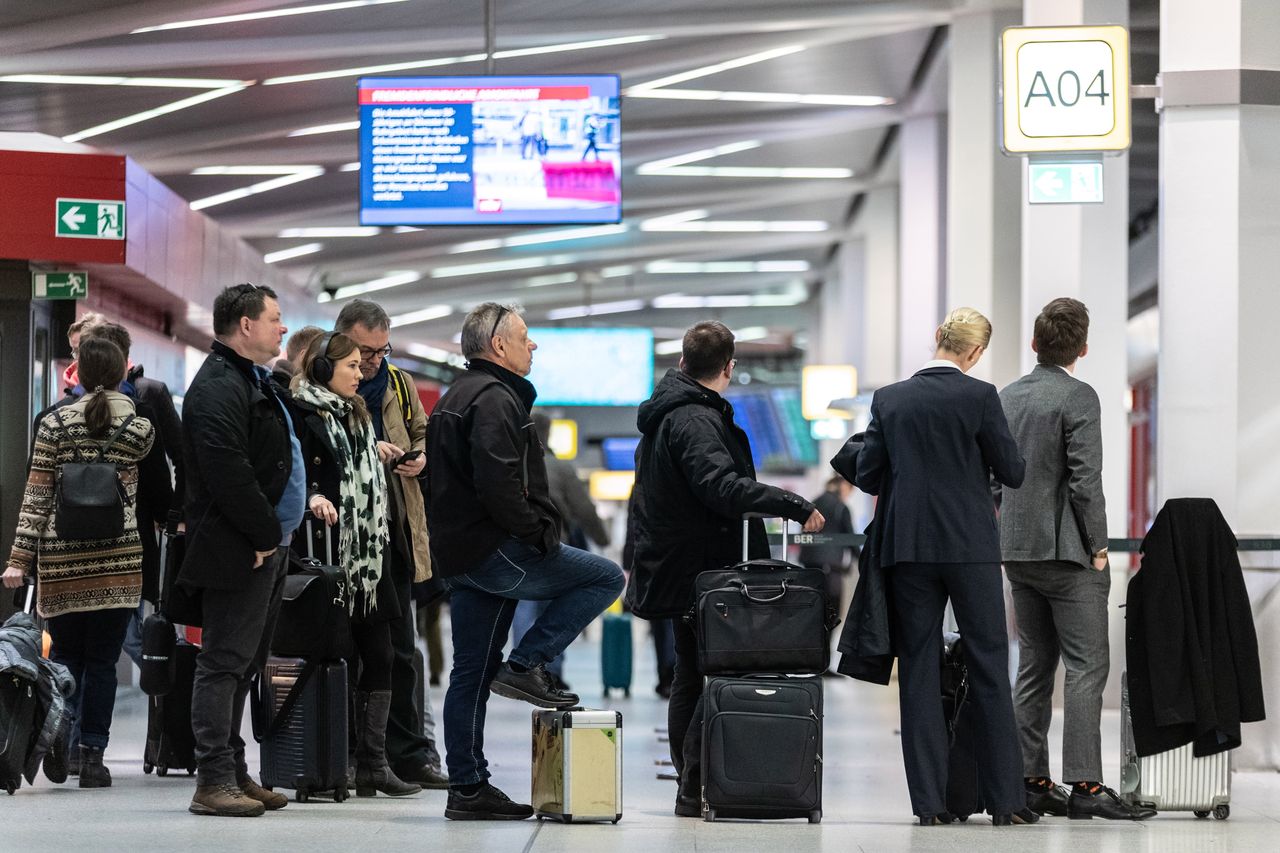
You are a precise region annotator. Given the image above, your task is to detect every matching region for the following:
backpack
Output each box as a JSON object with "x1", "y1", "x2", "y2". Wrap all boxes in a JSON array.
[
  {"x1": 387, "y1": 363, "x2": 413, "y2": 424},
  {"x1": 49, "y1": 408, "x2": 135, "y2": 541}
]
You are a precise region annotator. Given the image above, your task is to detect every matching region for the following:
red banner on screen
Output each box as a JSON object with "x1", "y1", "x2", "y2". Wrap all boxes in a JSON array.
[
  {"x1": 542, "y1": 161, "x2": 620, "y2": 203},
  {"x1": 359, "y1": 86, "x2": 590, "y2": 105}
]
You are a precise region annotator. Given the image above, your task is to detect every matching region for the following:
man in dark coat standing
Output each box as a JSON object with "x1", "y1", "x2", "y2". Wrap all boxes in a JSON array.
[{"x1": 626, "y1": 320, "x2": 824, "y2": 817}]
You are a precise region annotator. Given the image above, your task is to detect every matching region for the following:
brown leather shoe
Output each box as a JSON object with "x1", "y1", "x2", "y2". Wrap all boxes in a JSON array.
[
  {"x1": 239, "y1": 778, "x2": 289, "y2": 810},
  {"x1": 189, "y1": 784, "x2": 267, "y2": 817}
]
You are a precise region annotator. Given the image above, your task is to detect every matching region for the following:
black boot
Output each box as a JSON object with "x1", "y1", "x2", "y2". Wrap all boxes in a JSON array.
[
  {"x1": 78, "y1": 746, "x2": 111, "y2": 788},
  {"x1": 354, "y1": 690, "x2": 421, "y2": 797}
]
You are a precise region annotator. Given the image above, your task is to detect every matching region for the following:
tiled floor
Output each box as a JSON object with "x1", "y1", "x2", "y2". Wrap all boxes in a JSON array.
[{"x1": 4, "y1": 624, "x2": 1276, "y2": 853}]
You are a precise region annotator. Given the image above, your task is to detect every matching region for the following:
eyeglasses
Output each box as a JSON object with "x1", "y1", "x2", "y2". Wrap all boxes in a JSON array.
[
  {"x1": 358, "y1": 344, "x2": 393, "y2": 360},
  {"x1": 489, "y1": 306, "x2": 510, "y2": 342}
]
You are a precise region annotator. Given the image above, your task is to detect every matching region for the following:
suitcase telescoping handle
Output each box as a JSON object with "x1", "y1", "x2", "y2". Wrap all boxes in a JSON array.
[
  {"x1": 742, "y1": 513, "x2": 792, "y2": 562},
  {"x1": 304, "y1": 510, "x2": 335, "y2": 566},
  {"x1": 20, "y1": 574, "x2": 36, "y2": 614}
]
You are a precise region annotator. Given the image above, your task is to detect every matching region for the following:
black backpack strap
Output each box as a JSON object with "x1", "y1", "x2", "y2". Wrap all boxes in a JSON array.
[
  {"x1": 93, "y1": 413, "x2": 136, "y2": 462},
  {"x1": 48, "y1": 408, "x2": 85, "y2": 463}
]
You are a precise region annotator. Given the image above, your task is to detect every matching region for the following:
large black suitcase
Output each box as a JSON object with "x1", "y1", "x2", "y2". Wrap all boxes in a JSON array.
[
  {"x1": 273, "y1": 516, "x2": 353, "y2": 661},
  {"x1": 695, "y1": 518, "x2": 833, "y2": 675},
  {"x1": 701, "y1": 675, "x2": 823, "y2": 823},
  {"x1": 257, "y1": 656, "x2": 350, "y2": 803},
  {"x1": 143, "y1": 642, "x2": 198, "y2": 777},
  {"x1": 2, "y1": 582, "x2": 39, "y2": 795}
]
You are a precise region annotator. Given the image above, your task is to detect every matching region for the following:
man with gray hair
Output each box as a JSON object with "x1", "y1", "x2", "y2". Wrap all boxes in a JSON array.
[
  {"x1": 425, "y1": 302, "x2": 624, "y2": 820},
  {"x1": 335, "y1": 298, "x2": 448, "y2": 789}
]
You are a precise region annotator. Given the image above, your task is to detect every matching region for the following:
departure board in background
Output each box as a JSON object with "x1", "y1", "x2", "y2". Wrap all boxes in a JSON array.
[{"x1": 358, "y1": 75, "x2": 621, "y2": 225}]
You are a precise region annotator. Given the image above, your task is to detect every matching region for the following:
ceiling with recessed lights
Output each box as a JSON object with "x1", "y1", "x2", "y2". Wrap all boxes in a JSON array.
[{"x1": 0, "y1": 0, "x2": 1157, "y2": 359}]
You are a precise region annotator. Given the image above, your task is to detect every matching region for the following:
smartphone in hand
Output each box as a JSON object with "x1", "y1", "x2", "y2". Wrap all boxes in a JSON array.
[{"x1": 391, "y1": 449, "x2": 423, "y2": 468}]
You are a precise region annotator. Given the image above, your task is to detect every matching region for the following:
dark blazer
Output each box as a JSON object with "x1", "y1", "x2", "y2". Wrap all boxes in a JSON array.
[
  {"x1": 1126, "y1": 498, "x2": 1265, "y2": 757},
  {"x1": 854, "y1": 366, "x2": 1025, "y2": 566},
  {"x1": 997, "y1": 364, "x2": 1106, "y2": 568},
  {"x1": 178, "y1": 341, "x2": 294, "y2": 591},
  {"x1": 626, "y1": 369, "x2": 814, "y2": 619},
  {"x1": 129, "y1": 366, "x2": 186, "y2": 519}
]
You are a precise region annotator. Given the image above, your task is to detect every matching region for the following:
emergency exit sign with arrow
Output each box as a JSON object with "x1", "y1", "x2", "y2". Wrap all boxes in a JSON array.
[
  {"x1": 55, "y1": 198, "x2": 125, "y2": 240},
  {"x1": 32, "y1": 271, "x2": 89, "y2": 300}
]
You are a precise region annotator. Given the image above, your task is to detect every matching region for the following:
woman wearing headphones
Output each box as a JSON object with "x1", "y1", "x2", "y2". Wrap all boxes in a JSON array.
[{"x1": 286, "y1": 332, "x2": 420, "y2": 798}]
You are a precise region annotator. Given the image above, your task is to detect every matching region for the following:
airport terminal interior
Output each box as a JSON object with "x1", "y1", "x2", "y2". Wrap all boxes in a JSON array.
[{"x1": 2, "y1": 1, "x2": 1280, "y2": 851}]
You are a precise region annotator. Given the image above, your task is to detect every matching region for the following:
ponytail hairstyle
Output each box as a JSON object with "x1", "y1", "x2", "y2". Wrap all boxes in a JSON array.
[
  {"x1": 75, "y1": 337, "x2": 127, "y2": 438},
  {"x1": 935, "y1": 307, "x2": 993, "y2": 356}
]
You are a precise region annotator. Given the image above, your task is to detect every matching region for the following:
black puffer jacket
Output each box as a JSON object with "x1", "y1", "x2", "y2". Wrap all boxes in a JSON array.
[
  {"x1": 425, "y1": 359, "x2": 561, "y2": 577},
  {"x1": 625, "y1": 369, "x2": 815, "y2": 619},
  {"x1": 178, "y1": 341, "x2": 294, "y2": 591}
]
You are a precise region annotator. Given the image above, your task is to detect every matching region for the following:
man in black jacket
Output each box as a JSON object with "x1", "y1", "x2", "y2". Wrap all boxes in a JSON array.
[
  {"x1": 625, "y1": 320, "x2": 823, "y2": 817},
  {"x1": 180, "y1": 284, "x2": 305, "y2": 818},
  {"x1": 425, "y1": 302, "x2": 624, "y2": 821}
]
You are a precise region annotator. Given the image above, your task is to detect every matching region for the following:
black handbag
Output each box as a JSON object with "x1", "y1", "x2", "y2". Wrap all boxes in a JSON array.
[
  {"x1": 693, "y1": 518, "x2": 837, "y2": 676},
  {"x1": 140, "y1": 517, "x2": 180, "y2": 696},
  {"x1": 50, "y1": 410, "x2": 135, "y2": 542},
  {"x1": 271, "y1": 516, "x2": 353, "y2": 661}
]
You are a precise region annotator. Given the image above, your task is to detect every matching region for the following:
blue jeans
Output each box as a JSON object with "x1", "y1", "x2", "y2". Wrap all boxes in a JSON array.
[
  {"x1": 441, "y1": 539, "x2": 623, "y2": 786},
  {"x1": 511, "y1": 600, "x2": 564, "y2": 680}
]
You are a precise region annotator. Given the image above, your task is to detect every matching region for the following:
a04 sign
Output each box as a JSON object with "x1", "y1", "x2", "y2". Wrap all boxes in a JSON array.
[{"x1": 1001, "y1": 25, "x2": 1131, "y2": 154}]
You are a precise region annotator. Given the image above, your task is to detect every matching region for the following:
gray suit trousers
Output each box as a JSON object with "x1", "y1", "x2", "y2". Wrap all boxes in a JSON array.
[{"x1": 1006, "y1": 560, "x2": 1110, "y2": 784}]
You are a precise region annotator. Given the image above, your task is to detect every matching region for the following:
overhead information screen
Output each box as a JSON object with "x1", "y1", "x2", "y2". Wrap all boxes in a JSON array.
[{"x1": 358, "y1": 74, "x2": 621, "y2": 226}]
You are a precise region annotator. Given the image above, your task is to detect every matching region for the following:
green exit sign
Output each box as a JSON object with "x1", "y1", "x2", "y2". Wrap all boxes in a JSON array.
[
  {"x1": 1028, "y1": 161, "x2": 1104, "y2": 204},
  {"x1": 33, "y1": 271, "x2": 89, "y2": 300},
  {"x1": 55, "y1": 198, "x2": 125, "y2": 239}
]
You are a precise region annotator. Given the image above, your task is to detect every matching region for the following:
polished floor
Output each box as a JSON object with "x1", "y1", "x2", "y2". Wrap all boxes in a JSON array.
[{"x1": 4, "y1": 622, "x2": 1276, "y2": 853}]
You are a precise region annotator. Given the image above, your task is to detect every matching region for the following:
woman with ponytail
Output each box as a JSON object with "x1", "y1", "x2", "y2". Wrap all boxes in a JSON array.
[
  {"x1": 851, "y1": 307, "x2": 1031, "y2": 826},
  {"x1": 3, "y1": 336, "x2": 155, "y2": 788},
  {"x1": 285, "y1": 332, "x2": 419, "y2": 798}
]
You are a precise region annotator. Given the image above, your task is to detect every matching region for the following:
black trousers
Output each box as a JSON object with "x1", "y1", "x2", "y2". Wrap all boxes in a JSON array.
[
  {"x1": 891, "y1": 561, "x2": 1024, "y2": 816},
  {"x1": 384, "y1": 546, "x2": 437, "y2": 773},
  {"x1": 668, "y1": 619, "x2": 702, "y2": 802}
]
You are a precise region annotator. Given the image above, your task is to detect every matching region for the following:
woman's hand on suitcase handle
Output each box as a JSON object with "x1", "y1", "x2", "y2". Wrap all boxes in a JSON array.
[
  {"x1": 802, "y1": 509, "x2": 826, "y2": 533},
  {"x1": 309, "y1": 495, "x2": 339, "y2": 527},
  {"x1": 2, "y1": 566, "x2": 26, "y2": 589}
]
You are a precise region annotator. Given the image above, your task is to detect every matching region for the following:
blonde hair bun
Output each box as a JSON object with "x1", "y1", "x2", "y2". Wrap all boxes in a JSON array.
[{"x1": 936, "y1": 307, "x2": 993, "y2": 354}]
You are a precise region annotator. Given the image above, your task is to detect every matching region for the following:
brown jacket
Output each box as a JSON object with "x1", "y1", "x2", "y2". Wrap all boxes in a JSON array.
[{"x1": 383, "y1": 365, "x2": 432, "y2": 581}]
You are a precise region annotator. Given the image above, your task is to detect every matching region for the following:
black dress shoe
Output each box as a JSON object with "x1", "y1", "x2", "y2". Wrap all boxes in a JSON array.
[
  {"x1": 445, "y1": 782, "x2": 534, "y2": 821},
  {"x1": 1069, "y1": 784, "x2": 1157, "y2": 820},
  {"x1": 993, "y1": 807, "x2": 1041, "y2": 825},
  {"x1": 397, "y1": 761, "x2": 450, "y2": 790},
  {"x1": 917, "y1": 812, "x2": 957, "y2": 826},
  {"x1": 489, "y1": 662, "x2": 579, "y2": 709},
  {"x1": 1025, "y1": 780, "x2": 1070, "y2": 816}
]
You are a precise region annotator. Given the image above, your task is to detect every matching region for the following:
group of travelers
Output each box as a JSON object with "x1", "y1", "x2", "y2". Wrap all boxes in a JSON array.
[{"x1": 3, "y1": 286, "x2": 1150, "y2": 826}]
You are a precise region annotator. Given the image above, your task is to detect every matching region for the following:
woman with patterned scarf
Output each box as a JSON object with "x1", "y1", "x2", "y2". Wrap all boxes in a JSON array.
[{"x1": 285, "y1": 332, "x2": 420, "y2": 798}]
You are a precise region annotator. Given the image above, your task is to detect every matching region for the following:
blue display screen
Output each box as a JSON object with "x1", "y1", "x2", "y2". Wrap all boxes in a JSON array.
[
  {"x1": 601, "y1": 437, "x2": 641, "y2": 471},
  {"x1": 358, "y1": 75, "x2": 621, "y2": 225},
  {"x1": 726, "y1": 387, "x2": 819, "y2": 471},
  {"x1": 525, "y1": 327, "x2": 654, "y2": 406}
]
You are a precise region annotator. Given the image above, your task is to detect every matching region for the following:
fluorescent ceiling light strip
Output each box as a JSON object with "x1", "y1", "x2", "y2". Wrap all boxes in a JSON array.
[
  {"x1": 503, "y1": 224, "x2": 628, "y2": 248},
  {"x1": 289, "y1": 120, "x2": 361, "y2": 137},
  {"x1": 654, "y1": 339, "x2": 684, "y2": 355},
  {"x1": 628, "y1": 88, "x2": 893, "y2": 107},
  {"x1": 601, "y1": 265, "x2": 636, "y2": 278},
  {"x1": 493, "y1": 35, "x2": 663, "y2": 59},
  {"x1": 190, "y1": 167, "x2": 325, "y2": 210},
  {"x1": 328, "y1": 271, "x2": 422, "y2": 301},
  {"x1": 132, "y1": 1, "x2": 409, "y2": 34},
  {"x1": 642, "y1": 220, "x2": 829, "y2": 233},
  {"x1": 63, "y1": 84, "x2": 247, "y2": 143},
  {"x1": 646, "y1": 166, "x2": 854, "y2": 179},
  {"x1": 193, "y1": 165, "x2": 322, "y2": 176},
  {"x1": 264, "y1": 243, "x2": 324, "y2": 264},
  {"x1": 278, "y1": 226, "x2": 381, "y2": 238},
  {"x1": 627, "y1": 45, "x2": 805, "y2": 93},
  {"x1": 546, "y1": 299, "x2": 645, "y2": 321},
  {"x1": 636, "y1": 141, "x2": 760, "y2": 174},
  {"x1": 340, "y1": 162, "x2": 361, "y2": 171},
  {"x1": 0, "y1": 74, "x2": 244, "y2": 89},
  {"x1": 527, "y1": 273, "x2": 578, "y2": 288},
  {"x1": 646, "y1": 260, "x2": 811, "y2": 274},
  {"x1": 735, "y1": 326, "x2": 770, "y2": 341},
  {"x1": 432, "y1": 255, "x2": 573, "y2": 278},
  {"x1": 390, "y1": 304, "x2": 454, "y2": 327}
]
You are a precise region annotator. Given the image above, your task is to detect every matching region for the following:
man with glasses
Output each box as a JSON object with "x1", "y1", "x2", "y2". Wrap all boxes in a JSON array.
[
  {"x1": 334, "y1": 299, "x2": 448, "y2": 789},
  {"x1": 425, "y1": 302, "x2": 624, "y2": 820},
  {"x1": 626, "y1": 320, "x2": 824, "y2": 817},
  {"x1": 181, "y1": 284, "x2": 301, "y2": 817}
]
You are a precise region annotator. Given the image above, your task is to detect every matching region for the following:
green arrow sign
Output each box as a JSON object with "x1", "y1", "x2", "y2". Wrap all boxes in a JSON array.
[
  {"x1": 1028, "y1": 162, "x2": 1104, "y2": 204},
  {"x1": 33, "y1": 271, "x2": 90, "y2": 300},
  {"x1": 55, "y1": 198, "x2": 126, "y2": 239}
]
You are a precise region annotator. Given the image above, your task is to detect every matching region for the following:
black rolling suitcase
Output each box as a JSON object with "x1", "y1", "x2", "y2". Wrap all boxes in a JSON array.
[
  {"x1": 257, "y1": 656, "x2": 350, "y2": 803},
  {"x1": 143, "y1": 642, "x2": 198, "y2": 777},
  {"x1": 1, "y1": 581, "x2": 39, "y2": 795},
  {"x1": 701, "y1": 675, "x2": 823, "y2": 823}
]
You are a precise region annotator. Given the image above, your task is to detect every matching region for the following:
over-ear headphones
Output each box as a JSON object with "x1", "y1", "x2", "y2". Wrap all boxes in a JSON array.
[{"x1": 308, "y1": 331, "x2": 337, "y2": 385}]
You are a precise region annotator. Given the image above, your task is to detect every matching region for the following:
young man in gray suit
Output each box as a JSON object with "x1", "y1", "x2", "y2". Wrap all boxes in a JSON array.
[{"x1": 998, "y1": 298, "x2": 1155, "y2": 821}]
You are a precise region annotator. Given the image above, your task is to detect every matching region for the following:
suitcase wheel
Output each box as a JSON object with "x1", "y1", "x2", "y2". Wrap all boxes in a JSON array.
[
  {"x1": 808, "y1": 810, "x2": 822, "y2": 824},
  {"x1": 296, "y1": 790, "x2": 309, "y2": 804},
  {"x1": 157, "y1": 766, "x2": 169, "y2": 777},
  {"x1": 1195, "y1": 810, "x2": 1210, "y2": 819},
  {"x1": 5, "y1": 783, "x2": 15, "y2": 795},
  {"x1": 187, "y1": 766, "x2": 196, "y2": 776},
  {"x1": 624, "y1": 688, "x2": 631, "y2": 698},
  {"x1": 1213, "y1": 805, "x2": 1230, "y2": 821},
  {"x1": 704, "y1": 809, "x2": 716, "y2": 822},
  {"x1": 955, "y1": 814, "x2": 969, "y2": 823},
  {"x1": 143, "y1": 762, "x2": 154, "y2": 775},
  {"x1": 334, "y1": 787, "x2": 349, "y2": 803}
]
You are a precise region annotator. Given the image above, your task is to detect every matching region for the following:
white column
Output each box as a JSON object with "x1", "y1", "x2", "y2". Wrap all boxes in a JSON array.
[
  {"x1": 947, "y1": 6, "x2": 1023, "y2": 388},
  {"x1": 1158, "y1": 0, "x2": 1280, "y2": 769},
  {"x1": 856, "y1": 185, "x2": 900, "y2": 389},
  {"x1": 898, "y1": 115, "x2": 946, "y2": 379}
]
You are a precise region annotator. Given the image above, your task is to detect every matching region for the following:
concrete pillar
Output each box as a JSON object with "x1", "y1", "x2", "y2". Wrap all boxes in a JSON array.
[
  {"x1": 857, "y1": 186, "x2": 901, "y2": 389},
  {"x1": 947, "y1": 6, "x2": 1023, "y2": 388},
  {"x1": 898, "y1": 116, "x2": 946, "y2": 378},
  {"x1": 1158, "y1": 0, "x2": 1280, "y2": 769}
]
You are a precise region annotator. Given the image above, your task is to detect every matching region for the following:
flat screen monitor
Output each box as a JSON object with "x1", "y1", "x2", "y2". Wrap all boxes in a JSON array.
[
  {"x1": 525, "y1": 327, "x2": 653, "y2": 406},
  {"x1": 601, "y1": 437, "x2": 641, "y2": 471},
  {"x1": 358, "y1": 74, "x2": 621, "y2": 226},
  {"x1": 726, "y1": 387, "x2": 819, "y2": 472}
]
